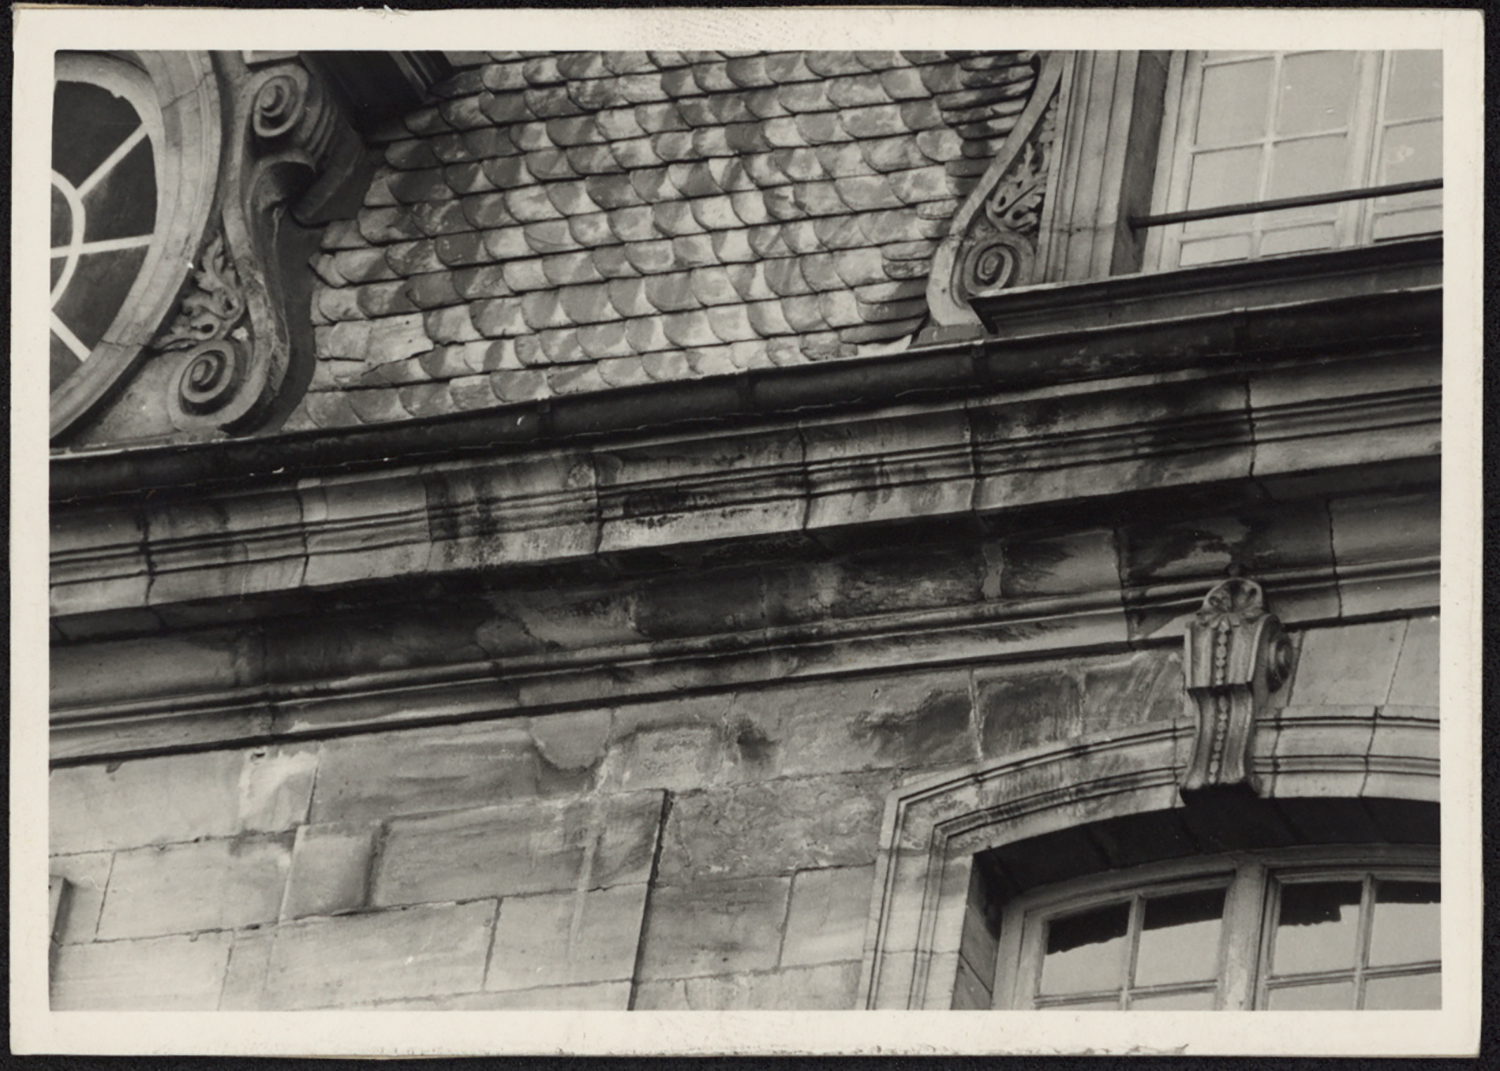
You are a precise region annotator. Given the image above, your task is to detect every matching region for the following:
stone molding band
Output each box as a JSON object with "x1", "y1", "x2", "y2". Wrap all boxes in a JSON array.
[{"x1": 51, "y1": 346, "x2": 1440, "y2": 624}]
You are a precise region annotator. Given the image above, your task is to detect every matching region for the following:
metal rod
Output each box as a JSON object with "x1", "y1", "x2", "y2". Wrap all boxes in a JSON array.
[{"x1": 1129, "y1": 179, "x2": 1444, "y2": 230}]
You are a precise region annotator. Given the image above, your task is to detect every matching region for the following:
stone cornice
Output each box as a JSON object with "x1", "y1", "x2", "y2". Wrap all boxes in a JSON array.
[
  {"x1": 50, "y1": 238, "x2": 1439, "y2": 501},
  {"x1": 51, "y1": 345, "x2": 1439, "y2": 625},
  {"x1": 50, "y1": 549, "x2": 1438, "y2": 765}
]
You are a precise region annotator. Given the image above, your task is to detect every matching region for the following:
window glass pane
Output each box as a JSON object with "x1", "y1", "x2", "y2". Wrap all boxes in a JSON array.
[
  {"x1": 51, "y1": 245, "x2": 149, "y2": 353},
  {"x1": 52, "y1": 79, "x2": 141, "y2": 188},
  {"x1": 1364, "y1": 971, "x2": 1440, "y2": 1010},
  {"x1": 1266, "y1": 134, "x2": 1350, "y2": 199},
  {"x1": 1196, "y1": 57, "x2": 1274, "y2": 146},
  {"x1": 1186, "y1": 146, "x2": 1263, "y2": 212},
  {"x1": 1260, "y1": 222, "x2": 1338, "y2": 257},
  {"x1": 82, "y1": 136, "x2": 156, "y2": 243},
  {"x1": 1130, "y1": 988, "x2": 1217, "y2": 1010},
  {"x1": 1040, "y1": 901, "x2": 1130, "y2": 996},
  {"x1": 1384, "y1": 51, "x2": 1442, "y2": 122},
  {"x1": 1368, "y1": 880, "x2": 1440, "y2": 965},
  {"x1": 1277, "y1": 52, "x2": 1358, "y2": 135},
  {"x1": 1134, "y1": 887, "x2": 1226, "y2": 987},
  {"x1": 1272, "y1": 880, "x2": 1363, "y2": 976},
  {"x1": 1378, "y1": 119, "x2": 1441, "y2": 184},
  {"x1": 1266, "y1": 980, "x2": 1356, "y2": 1010}
]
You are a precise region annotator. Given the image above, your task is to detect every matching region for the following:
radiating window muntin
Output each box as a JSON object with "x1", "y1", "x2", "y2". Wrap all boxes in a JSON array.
[
  {"x1": 1151, "y1": 50, "x2": 1442, "y2": 270},
  {"x1": 1008, "y1": 849, "x2": 1439, "y2": 1011},
  {"x1": 50, "y1": 54, "x2": 163, "y2": 394}
]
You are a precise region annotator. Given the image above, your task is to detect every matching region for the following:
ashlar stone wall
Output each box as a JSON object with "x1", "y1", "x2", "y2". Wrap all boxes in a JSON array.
[{"x1": 49, "y1": 612, "x2": 1437, "y2": 1010}]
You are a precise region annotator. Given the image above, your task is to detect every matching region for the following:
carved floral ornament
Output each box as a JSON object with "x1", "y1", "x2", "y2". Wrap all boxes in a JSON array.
[
  {"x1": 926, "y1": 52, "x2": 1066, "y2": 326},
  {"x1": 49, "y1": 51, "x2": 362, "y2": 443}
]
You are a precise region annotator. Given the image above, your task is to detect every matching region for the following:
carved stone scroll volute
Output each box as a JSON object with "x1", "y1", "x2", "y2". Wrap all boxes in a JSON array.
[
  {"x1": 926, "y1": 52, "x2": 1066, "y2": 326},
  {"x1": 1179, "y1": 578, "x2": 1294, "y2": 797},
  {"x1": 157, "y1": 52, "x2": 362, "y2": 434}
]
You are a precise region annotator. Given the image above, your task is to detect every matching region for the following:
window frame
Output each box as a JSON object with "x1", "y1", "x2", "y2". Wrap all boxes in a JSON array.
[
  {"x1": 51, "y1": 53, "x2": 167, "y2": 392},
  {"x1": 1141, "y1": 49, "x2": 1440, "y2": 272},
  {"x1": 48, "y1": 50, "x2": 222, "y2": 444},
  {"x1": 993, "y1": 843, "x2": 1439, "y2": 1011}
]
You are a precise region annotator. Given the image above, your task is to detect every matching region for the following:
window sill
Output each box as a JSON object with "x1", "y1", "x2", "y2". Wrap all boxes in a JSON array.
[{"x1": 970, "y1": 235, "x2": 1441, "y2": 340}]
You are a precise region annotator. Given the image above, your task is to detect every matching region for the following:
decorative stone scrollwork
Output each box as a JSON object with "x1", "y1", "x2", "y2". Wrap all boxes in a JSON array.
[
  {"x1": 251, "y1": 71, "x2": 307, "y2": 139},
  {"x1": 151, "y1": 51, "x2": 362, "y2": 435},
  {"x1": 1179, "y1": 578, "x2": 1294, "y2": 797},
  {"x1": 156, "y1": 234, "x2": 246, "y2": 351},
  {"x1": 158, "y1": 233, "x2": 251, "y2": 421},
  {"x1": 926, "y1": 53, "x2": 1065, "y2": 326}
]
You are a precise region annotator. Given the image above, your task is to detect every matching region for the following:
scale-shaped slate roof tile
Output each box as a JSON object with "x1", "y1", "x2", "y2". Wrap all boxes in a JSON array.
[{"x1": 291, "y1": 50, "x2": 1038, "y2": 429}]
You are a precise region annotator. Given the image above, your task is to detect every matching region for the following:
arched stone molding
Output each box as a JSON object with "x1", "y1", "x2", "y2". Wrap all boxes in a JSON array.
[
  {"x1": 855, "y1": 714, "x2": 1439, "y2": 1009},
  {"x1": 50, "y1": 51, "x2": 221, "y2": 441}
]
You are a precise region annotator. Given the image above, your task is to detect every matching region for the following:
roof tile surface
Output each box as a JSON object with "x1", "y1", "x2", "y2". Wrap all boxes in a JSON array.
[{"x1": 290, "y1": 50, "x2": 1037, "y2": 429}]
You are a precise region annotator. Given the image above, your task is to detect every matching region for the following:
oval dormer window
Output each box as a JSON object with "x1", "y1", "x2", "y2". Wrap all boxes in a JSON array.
[
  {"x1": 49, "y1": 51, "x2": 221, "y2": 444},
  {"x1": 50, "y1": 54, "x2": 163, "y2": 395}
]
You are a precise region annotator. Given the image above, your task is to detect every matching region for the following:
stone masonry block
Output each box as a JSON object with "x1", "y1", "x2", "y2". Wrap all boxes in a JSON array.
[
  {"x1": 309, "y1": 719, "x2": 544, "y2": 825},
  {"x1": 780, "y1": 865, "x2": 876, "y2": 967},
  {"x1": 373, "y1": 790, "x2": 664, "y2": 907},
  {"x1": 457, "y1": 981, "x2": 632, "y2": 1010},
  {"x1": 219, "y1": 929, "x2": 276, "y2": 1010},
  {"x1": 52, "y1": 932, "x2": 233, "y2": 1010},
  {"x1": 238, "y1": 745, "x2": 319, "y2": 833},
  {"x1": 354, "y1": 982, "x2": 632, "y2": 1010},
  {"x1": 657, "y1": 771, "x2": 892, "y2": 883},
  {"x1": 602, "y1": 721, "x2": 724, "y2": 793},
  {"x1": 1000, "y1": 529, "x2": 1123, "y2": 600},
  {"x1": 282, "y1": 822, "x2": 377, "y2": 920},
  {"x1": 51, "y1": 631, "x2": 262, "y2": 710},
  {"x1": 97, "y1": 836, "x2": 292, "y2": 940},
  {"x1": 1386, "y1": 616, "x2": 1439, "y2": 708},
  {"x1": 1290, "y1": 621, "x2": 1406, "y2": 707},
  {"x1": 485, "y1": 883, "x2": 650, "y2": 991},
  {"x1": 529, "y1": 708, "x2": 612, "y2": 772},
  {"x1": 721, "y1": 670, "x2": 977, "y2": 781},
  {"x1": 1330, "y1": 492, "x2": 1439, "y2": 570},
  {"x1": 260, "y1": 900, "x2": 495, "y2": 1010},
  {"x1": 50, "y1": 747, "x2": 299, "y2": 855},
  {"x1": 599, "y1": 693, "x2": 734, "y2": 792},
  {"x1": 634, "y1": 961, "x2": 861, "y2": 1009},
  {"x1": 1079, "y1": 650, "x2": 1186, "y2": 736},
  {"x1": 48, "y1": 852, "x2": 112, "y2": 944},
  {"x1": 637, "y1": 875, "x2": 792, "y2": 980},
  {"x1": 977, "y1": 666, "x2": 1085, "y2": 758}
]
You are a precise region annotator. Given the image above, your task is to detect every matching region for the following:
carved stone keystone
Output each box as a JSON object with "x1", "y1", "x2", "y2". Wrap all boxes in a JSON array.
[{"x1": 1180, "y1": 578, "x2": 1293, "y2": 796}]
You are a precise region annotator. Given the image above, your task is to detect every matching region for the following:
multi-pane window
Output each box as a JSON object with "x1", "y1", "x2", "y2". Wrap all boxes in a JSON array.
[
  {"x1": 999, "y1": 849, "x2": 1440, "y2": 1010},
  {"x1": 50, "y1": 54, "x2": 161, "y2": 393},
  {"x1": 1146, "y1": 51, "x2": 1442, "y2": 269}
]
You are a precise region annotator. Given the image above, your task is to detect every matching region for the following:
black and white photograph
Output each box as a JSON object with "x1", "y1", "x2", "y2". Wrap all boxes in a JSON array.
[{"x1": 13, "y1": 5, "x2": 1482, "y2": 1057}]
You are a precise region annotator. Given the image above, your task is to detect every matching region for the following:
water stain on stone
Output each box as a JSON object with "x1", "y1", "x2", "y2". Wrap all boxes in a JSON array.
[{"x1": 730, "y1": 718, "x2": 776, "y2": 765}]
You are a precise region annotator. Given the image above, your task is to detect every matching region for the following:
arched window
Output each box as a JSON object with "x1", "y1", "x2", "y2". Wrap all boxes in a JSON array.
[
  {"x1": 50, "y1": 53, "x2": 163, "y2": 394},
  {"x1": 994, "y1": 845, "x2": 1439, "y2": 1010},
  {"x1": 48, "y1": 50, "x2": 221, "y2": 443}
]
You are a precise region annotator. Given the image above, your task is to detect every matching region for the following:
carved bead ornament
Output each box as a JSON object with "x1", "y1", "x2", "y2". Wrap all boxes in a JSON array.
[{"x1": 1180, "y1": 578, "x2": 1293, "y2": 796}]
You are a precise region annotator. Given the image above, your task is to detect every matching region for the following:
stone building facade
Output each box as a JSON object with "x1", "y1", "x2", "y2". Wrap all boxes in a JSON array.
[{"x1": 48, "y1": 49, "x2": 1442, "y2": 1011}]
